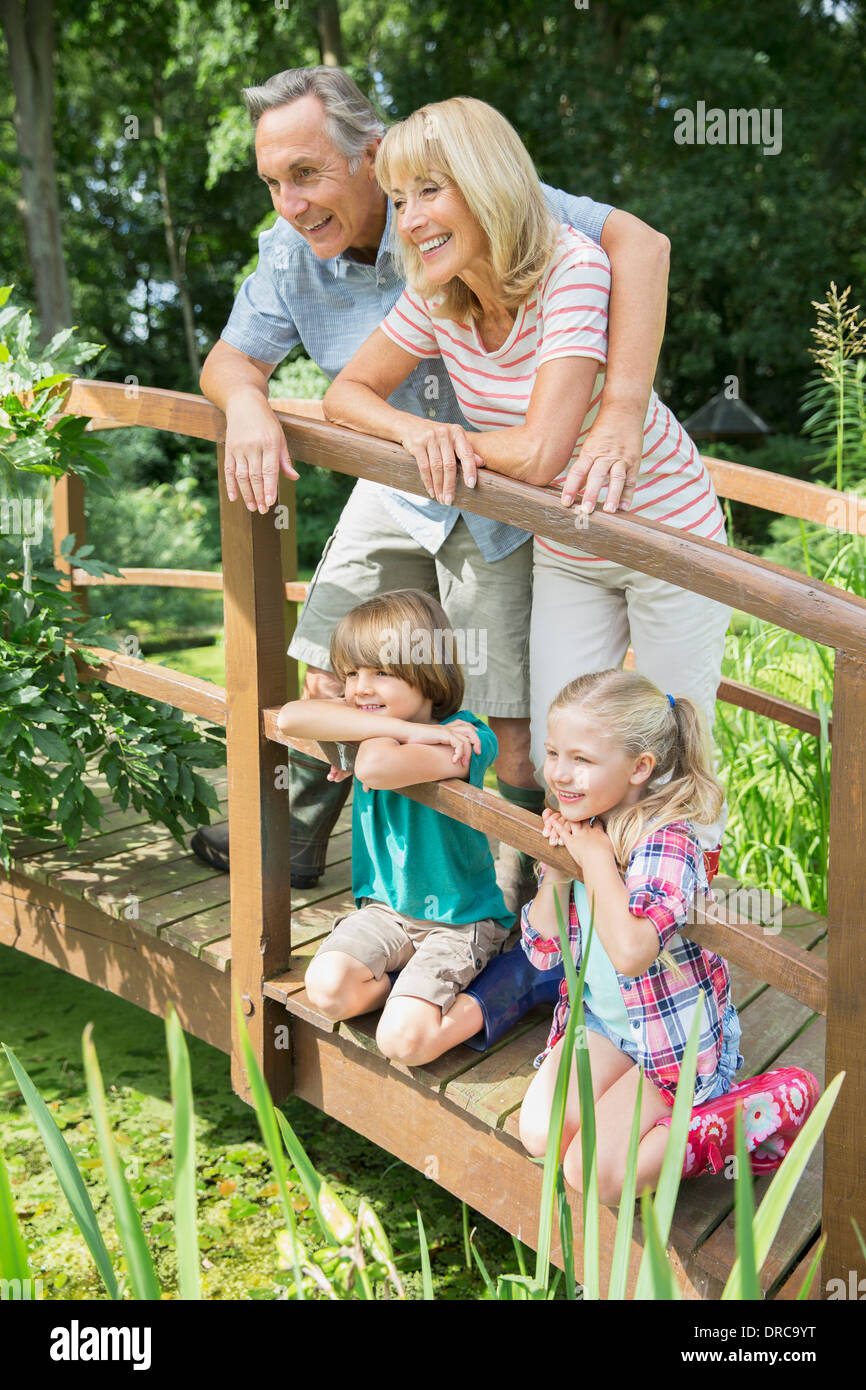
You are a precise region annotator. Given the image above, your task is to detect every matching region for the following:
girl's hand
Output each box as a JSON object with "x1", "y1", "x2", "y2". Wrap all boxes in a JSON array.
[
  {"x1": 542, "y1": 809, "x2": 614, "y2": 869},
  {"x1": 399, "y1": 419, "x2": 485, "y2": 506},
  {"x1": 402, "y1": 721, "x2": 482, "y2": 764}
]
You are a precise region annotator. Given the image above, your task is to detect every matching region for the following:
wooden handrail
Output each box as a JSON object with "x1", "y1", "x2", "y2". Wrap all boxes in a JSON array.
[
  {"x1": 261, "y1": 711, "x2": 827, "y2": 1015},
  {"x1": 57, "y1": 381, "x2": 866, "y2": 660}
]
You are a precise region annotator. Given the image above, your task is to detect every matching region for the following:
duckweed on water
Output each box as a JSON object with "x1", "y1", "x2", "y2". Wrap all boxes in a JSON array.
[{"x1": 0, "y1": 948, "x2": 514, "y2": 1299}]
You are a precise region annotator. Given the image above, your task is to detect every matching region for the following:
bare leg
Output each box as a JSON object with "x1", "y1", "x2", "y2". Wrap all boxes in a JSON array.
[
  {"x1": 561, "y1": 1060, "x2": 673, "y2": 1206},
  {"x1": 304, "y1": 950, "x2": 392, "y2": 1021},
  {"x1": 519, "y1": 1028, "x2": 634, "y2": 1160},
  {"x1": 375, "y1": 993, "x2": 485, "y2": 1066},
  {"x1": 489, "y1": 716, "x2": 538, "y2": 790}
]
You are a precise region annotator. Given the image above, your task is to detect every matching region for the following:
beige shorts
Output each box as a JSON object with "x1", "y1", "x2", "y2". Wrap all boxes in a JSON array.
[
  {"x1": 313, "y1": 898, "x2": 509, "y2": 1013},
  {"x1": 289, "y1": 479, "x2": 533, "y2": 718}
]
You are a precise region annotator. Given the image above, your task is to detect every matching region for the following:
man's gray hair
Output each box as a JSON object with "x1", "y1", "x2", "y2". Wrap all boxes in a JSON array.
[{"x1": 243, "y1": 67, "x2": 385, "y2": 171}]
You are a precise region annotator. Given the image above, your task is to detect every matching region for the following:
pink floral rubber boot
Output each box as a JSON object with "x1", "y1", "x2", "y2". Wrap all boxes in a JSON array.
[{"x1": 656, "y1": 1067, "x2": 820, "y2": 1177}]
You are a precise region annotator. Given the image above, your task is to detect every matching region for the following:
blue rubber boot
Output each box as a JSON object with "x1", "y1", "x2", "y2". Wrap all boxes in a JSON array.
[{"x1": 462, "y1": 946, "x2": 565, "y2": 1052}]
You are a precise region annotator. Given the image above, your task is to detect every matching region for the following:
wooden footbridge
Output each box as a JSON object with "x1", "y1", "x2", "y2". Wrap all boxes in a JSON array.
[{"x1": 2, "y1": 379, "x2": 865, "y2": 1298}]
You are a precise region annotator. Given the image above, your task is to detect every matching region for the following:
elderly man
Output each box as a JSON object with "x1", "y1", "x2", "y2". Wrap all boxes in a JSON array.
[{"x1": 193, "y1": 66, "x2": 671, "y2": 903}]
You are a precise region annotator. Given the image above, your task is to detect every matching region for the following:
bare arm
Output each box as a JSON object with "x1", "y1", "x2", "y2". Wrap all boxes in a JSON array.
[
  {"x1": 324, "y1": 328, "x2": 484, "y2": 505},
  {"x1": 470, "y1": 356, "x2": 599, "y2": 486},
  {"x1": 276, "y1": 699, "x2": 482, "y2": 783},
  {"x1": 200, "y1": 338, "x2": 298, "y2": 512},
  {"x1": 561, "y1": 210, "x2": 670, "y2": 513}
]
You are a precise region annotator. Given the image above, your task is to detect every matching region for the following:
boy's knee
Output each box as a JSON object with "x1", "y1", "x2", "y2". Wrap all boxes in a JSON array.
[
  {"x1": 304, "y1": 957, "x2": 351, "y2": 1020},
  {"x1": 376, "y1": 1009, "x2": 436, "y2": 1066}
]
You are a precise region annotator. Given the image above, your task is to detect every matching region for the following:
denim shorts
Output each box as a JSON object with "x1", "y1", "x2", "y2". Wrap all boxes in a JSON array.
[{"x1": 581, "y1": 999, "x2": 744, "y2": 1105}]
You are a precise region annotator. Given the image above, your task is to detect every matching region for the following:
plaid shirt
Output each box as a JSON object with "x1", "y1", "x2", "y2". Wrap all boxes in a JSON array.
[{"x1": 520, "y1": 822, "x2": 732, "y2": 1106}]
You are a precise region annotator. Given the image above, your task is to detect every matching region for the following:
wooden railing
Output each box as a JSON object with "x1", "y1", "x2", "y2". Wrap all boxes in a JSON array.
[{"x1": 53, "y1": 379, "x2": 866, "y2": 1286}]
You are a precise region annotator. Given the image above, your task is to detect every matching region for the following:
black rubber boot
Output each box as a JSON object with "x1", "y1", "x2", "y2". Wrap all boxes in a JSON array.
[
  {"x1": 287, "y1": 747, "x2": 352, "y2": 882},
  {"x1": 190, "y1": 749, "x2": 352, "y2": 888}
]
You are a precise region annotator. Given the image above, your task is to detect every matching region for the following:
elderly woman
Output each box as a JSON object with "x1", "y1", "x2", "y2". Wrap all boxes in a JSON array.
[{"x1": 323, "y1": 96, "x2": 729, "y2": 850}]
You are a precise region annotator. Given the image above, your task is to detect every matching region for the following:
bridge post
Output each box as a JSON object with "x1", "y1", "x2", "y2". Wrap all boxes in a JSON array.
[
  {"x1": 823, "y1": 650, "x2": 866, "y2": 1291},
  {"x1": 219, "y1": 445, "x2": 293, "y2": 1105},
  {"x1": 52, "y1": 472, "x2": 88, "y2": 613}
]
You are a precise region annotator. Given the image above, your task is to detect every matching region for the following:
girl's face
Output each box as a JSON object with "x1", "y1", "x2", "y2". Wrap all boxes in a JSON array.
[
  {"x1": 544, "y1": 707, "x2": 654, "y2": 824},
  {"x1": 389, "y1": 171, "x2": 489, "y2": 283},
  {"x1": 343, "y1": 666, "x2": 432, "y2": 724}
]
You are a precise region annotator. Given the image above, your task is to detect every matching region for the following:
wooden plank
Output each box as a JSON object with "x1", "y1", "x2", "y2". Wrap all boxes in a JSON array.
[
  {"x1": 73, "y1": 647, "x2": 227, "y2": 725},
  {"x1": 53, "y1": 471, "x2": 88, "y2": 614},
  {"x1": 71, "y1": 566, "x2": 223, "y2": 589},
  {"x1": 772, "y1": 1241, "x2": 823, "y2": 1301},
  {"x1": 57, "y1": 383, "x2": 866, "y2": 659},
  {"x1": 704, "y1": 454, "x2": 866, "y2": 535},
  {"x1": 823, "y1": 650, "x2": 866, "y2": 1286},
  {"x1": 290, "y1": 1021, "x2": 680, "y2": 1295},
  {"x1": 717, "y1": 678, "x2": 828, "y2": 741},
  {"x1": 443, "y1": 1016, "x2": 553, "y2": 1128},
  {"x1": 0, "y1": 874, "x2": 229, "y2": 1052},
  {"x1": 201, "y1": 936, "x2": 232, "y2": 972},
  {"x1": 219, "y1": 440, "x2": 293, "y2": 1104}
]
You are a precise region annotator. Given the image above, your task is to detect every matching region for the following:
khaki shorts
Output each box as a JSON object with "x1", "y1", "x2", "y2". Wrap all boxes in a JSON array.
[
  {"x1": 289, "y1": 479, "x2": 533, "y2": 718},
  {"x1": 313, "y1": 898, "x2": 509, "y2": 1014}
]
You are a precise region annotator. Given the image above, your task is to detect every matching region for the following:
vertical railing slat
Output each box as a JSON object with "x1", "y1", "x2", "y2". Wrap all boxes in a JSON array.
[
  {"x1": 52, "y1": 473, "x2": 88, "y2": 613},
  {"x1": 823, "y1": 650, "x2": 866, "y2": 1288},
  {"x1": 219, "y1": 446, "x2": 293, "y2": 1104}
]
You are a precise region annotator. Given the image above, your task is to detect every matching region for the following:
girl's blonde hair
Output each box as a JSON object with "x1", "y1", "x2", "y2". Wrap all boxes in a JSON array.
[
  {"x1": 549, "y1": 669, "x2": 724, "y2": 872},
  {"x1": 375, "y1": 96, "x2": 558, "y2": 323},
  {"x1": 329, "y1": 589, "x2": 464, "y2": 721}
]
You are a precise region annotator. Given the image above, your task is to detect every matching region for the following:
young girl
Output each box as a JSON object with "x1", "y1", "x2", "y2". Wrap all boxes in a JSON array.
[
  {"x1": 277, "y1": 589, "x2": 513, "y2": 1067},
  {"x1": 518, "y1": 669, "x2": 743, "y2": 1206}
]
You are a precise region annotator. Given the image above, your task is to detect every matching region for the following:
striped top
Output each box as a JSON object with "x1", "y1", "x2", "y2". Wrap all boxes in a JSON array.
[{"x1": 380, "y1": 225, "x2": 726, "y2": 567}]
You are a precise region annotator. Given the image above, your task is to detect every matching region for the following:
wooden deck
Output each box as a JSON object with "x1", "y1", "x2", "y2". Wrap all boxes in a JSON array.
[{"x1": 0, "y1": 761, "x2": 827, "y2": 1299}]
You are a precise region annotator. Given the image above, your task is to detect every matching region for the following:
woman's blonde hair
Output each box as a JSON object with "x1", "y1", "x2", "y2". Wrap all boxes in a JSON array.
[
  {"x1": 329, "y1": 589, "x2": 464, "y2": 721},
  {"x1": 375, "y1": 96, "x2": 558, "y2": 322},
  {"x1": 548, "y1": 669, "x2": 725, "y2": 872}
]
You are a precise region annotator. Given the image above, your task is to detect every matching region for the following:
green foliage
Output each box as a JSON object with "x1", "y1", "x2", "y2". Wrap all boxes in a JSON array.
[{"x1": 0, "y1": 295, "x2": 225, "y2": 871}]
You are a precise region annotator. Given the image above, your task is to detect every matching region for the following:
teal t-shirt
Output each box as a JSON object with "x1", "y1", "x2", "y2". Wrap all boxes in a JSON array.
[
  {"x1": 351, "y1": 710, "x2": 514, "y2": 929},
  {"x1": 573, "y1": 880, "x2": 631, "y2": 1042}
]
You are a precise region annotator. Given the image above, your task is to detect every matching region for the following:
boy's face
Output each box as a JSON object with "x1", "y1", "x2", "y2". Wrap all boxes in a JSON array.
[{"x1": 343, "y1": 666, "x2": 432, "y2": 724}]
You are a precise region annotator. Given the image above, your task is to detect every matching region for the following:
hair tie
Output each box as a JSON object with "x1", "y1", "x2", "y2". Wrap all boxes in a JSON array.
[{"x1": 666, "y1": 693, "x2": 676, "y2": 709}]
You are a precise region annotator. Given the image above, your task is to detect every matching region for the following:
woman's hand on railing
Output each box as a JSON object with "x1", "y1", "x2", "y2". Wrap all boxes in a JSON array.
[
  {"x1": 560, "y1": 405, "x2": 644, "y2": 513},
  {"x1": 223, "y1": 390, "x2": 299, "y2": 513},
  {"x1": 398, "y1": 419, "x2": 485, "y2": 507}
]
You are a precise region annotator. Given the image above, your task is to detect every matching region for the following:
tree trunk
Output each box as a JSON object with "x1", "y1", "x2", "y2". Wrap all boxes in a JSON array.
[
  {"x1": 153, "y1": 76, "x2": 201, "y2": 383},
  {"x1": 316, "y1": 0, "x2": 344, "y2": 67},
  {"x1": 0, "y1": 0, "x2": 72, "y2": 342}
]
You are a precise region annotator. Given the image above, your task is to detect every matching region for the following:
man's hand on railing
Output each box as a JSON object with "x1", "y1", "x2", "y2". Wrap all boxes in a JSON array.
[
  {"x1": 560, "y1": 405, "x2": 645, "y2": 513},
  {"x1": 398, "y1": 418, "x2": 485, "y2": 507},
  {"x1": 223, "y1": 390, "x2": 300, "y2": 513}
]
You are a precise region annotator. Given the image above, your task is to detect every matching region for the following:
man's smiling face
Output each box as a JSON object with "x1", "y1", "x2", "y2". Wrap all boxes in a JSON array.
[{"x1": 255, "y1": 95, "x2": 386, "y2": 262}]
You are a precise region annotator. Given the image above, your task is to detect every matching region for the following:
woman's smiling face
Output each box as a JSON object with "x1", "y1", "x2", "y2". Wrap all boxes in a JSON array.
[
  {"x1": 389, "y1": 171, "x2": 489, "y2": 282},
  {"x1": 544, "y1": 707, "x2": 654, "y2": 823}
]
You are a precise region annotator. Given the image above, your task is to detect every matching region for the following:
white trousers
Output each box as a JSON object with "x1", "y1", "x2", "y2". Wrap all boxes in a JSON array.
[{"x1": 529, "y1": 542, "x2": 732, "y2": 849}]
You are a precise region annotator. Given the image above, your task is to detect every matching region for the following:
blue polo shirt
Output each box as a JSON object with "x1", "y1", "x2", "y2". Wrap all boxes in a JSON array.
[
  {"x1": 350, "y1": 710, "x2": 514, "y2": 928},
  {"x1": 221, "y1": 184, "x2": 613, "y2": 562}
]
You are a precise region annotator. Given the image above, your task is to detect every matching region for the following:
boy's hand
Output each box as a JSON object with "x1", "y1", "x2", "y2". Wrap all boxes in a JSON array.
[
  {"x1": 402, "y1": 721, "x2": 482, "y2": 765},
  {"x1": 326, "y1": 765, "x2": 352, "y2": 782}
]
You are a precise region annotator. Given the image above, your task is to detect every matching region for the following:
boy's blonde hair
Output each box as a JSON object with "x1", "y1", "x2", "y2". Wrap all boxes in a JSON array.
[
  {"x1": 549, "y1": 669, "x2": 725, "y2": 872},
  {"x1": 329, "y1": 589, "x2": 464, "y2": 721},
  {"x1": 375, "y1": 96, "x2": 558, "y2": 323}
]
